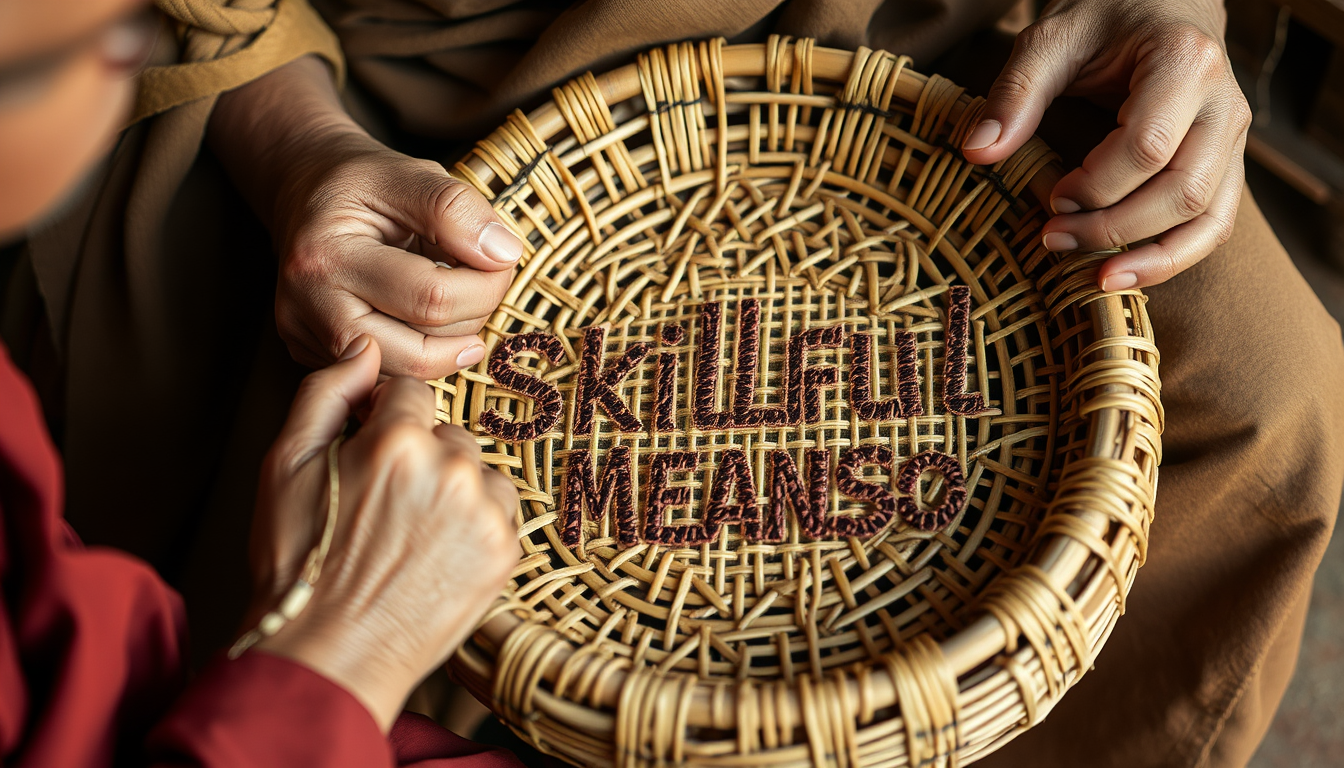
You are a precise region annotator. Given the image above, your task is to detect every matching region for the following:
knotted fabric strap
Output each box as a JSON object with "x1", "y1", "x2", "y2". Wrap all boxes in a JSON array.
[{"x1": 132, "y1": 0, "x2": 345, "y2": 125}]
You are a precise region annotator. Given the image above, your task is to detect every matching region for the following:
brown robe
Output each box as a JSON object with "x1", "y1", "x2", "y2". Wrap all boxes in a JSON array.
[{"x1": 2, "y1": 2, "x2": 1339, "y2": 767}]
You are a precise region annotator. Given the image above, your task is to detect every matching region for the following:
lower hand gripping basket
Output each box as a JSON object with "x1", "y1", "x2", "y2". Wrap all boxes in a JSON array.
[{"x1": 435, "y1": 36, "x2": 1163, "y2": 768}]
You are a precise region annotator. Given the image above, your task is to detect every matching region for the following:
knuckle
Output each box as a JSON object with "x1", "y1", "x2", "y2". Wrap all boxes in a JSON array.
[
  {"x1": 1128, "y1": 118, "x2": 1177, "y2": 173},
  {"x1": 438, "y1": 422, "x2": 474, "y2": 445},
  {"x1": 281, "y1": 243, "x2": 329, "y2": 288},
  {"x1": 1158, "y1": 249, "x2": 1182, "y2": 283},
  {"x1": 1099, "y1": 212, "x2": 1128, "y2": 249},
  {"x1": 990, "y1": 66, "x2": 1034, "y2": 105},
  {"x1": 1176, "y1": 168, "x2": 1218, "y2": 218},
  {"x1": 327, "y1": 323, "x2": 363, "y2": 364},
  {"x1": 370, "y1": 421, "x2": 432, "y2": 458},
  {"x1": 415, "y1": 275, "x2": 456, "y2": 326},
  {"x1": 440, "y1": 451, "x2": 484, "y2": 486},
  {"x1": 427, "y1": 177, "x2": 474, "y2": 224},
  {"x1": 1017, "y1": 18, "x2": 1060, "y2": 49},
  {"x1": 1169, "y1": 25, "x2": 1225, "y2": 70},
  {"x1": 1230, "y1": 93, "x2": 1253, "y2": 132}
]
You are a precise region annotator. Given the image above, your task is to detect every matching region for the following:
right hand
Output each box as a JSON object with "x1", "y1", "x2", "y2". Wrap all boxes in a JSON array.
[
  {"x1": 208, "y1": 56, "x2": 524, "y2": 379},
  {"x1": 272, "y1": 130, "x2": 523, "y2": 378},
  {"x1": 247, "y1": 335, "x2": 520, "y2": 731}
]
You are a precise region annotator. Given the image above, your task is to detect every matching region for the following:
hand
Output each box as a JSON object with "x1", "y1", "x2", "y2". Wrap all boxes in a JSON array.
[
  {"x1": 961, "y1": 0, "x2": 1251, "y2": 291},
  {"x1": 247, "y1": 335, "x2": 520, "y2": 731},
  {"x1": 272, "y1": 131, "x2": 523, "y2": 377},
  {"x1": 209, "y1": 56, "x2": 524, "y2": 378}
]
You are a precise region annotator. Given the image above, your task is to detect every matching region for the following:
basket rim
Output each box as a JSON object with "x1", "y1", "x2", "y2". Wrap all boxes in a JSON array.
[{"x1": 448, "y1": 38, "x2": 1162, "y2": 754}]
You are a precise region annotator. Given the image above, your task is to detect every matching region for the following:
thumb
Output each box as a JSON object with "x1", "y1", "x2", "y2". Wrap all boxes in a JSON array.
[
  {"x1": 962, "y1": 20, "x2": 1080, "y2": 166},
  {"x1": 393, "y1": 161, "x2": 525, "y2": 272},
  {"x1": 270, "y1": 335, "x2": 382, "y2": 475}
]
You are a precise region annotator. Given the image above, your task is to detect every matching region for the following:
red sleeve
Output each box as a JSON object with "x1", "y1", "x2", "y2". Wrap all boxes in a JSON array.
[
  {"x1": 0, "y1": 341, "x2": 522, "y2": 768},
  {"x1": 148, "y1": 653, "x2": 525, "y2": 768},
  {"x1": 146, "y1": 652, "x2": 392, "y2": 767}
]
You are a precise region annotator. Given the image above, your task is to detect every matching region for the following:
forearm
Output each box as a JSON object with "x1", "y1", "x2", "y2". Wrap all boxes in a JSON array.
[{"x1": 207, "y1": 55, "x2": 368, "y2": 232}]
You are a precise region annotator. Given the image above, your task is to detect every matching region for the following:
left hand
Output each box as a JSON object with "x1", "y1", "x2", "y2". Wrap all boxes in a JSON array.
[{"x1": 961, "y1": 0, "x2": 1252, "y2": 292}]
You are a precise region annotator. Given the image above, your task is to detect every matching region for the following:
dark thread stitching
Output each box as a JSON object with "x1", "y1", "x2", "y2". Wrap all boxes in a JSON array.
[
  {"x1": 644, "y1": 451, "x2": 709, "y2": 546},
  {"x1": 560, "y1": 446, "x2": 637, "y2": 548},
  {"x1": 654, "y1": 352, "x2": 678, "y2": 432},
  {"x1": 787, "y1": 449, "x2": 834, "y2": 540},
  {"x1": 660, "y1": 323, "x2": 686, "y2": 345},
  {"x1": 849, "y1": 331, "x2": 923, "y2": 420},
  {"x1": 765, "y1": 449, "x2": 829, "y2": 542},
  {"x1": 495, "y1": 151, "x2": 551, "y2": 203},
  {"x1": 653, "y1": 322, "x2": 686, "y2": 432},
  {"x1": 935, "y1": 140, "x2": 1019, "y2": 202},
  {"x1": 831, "y1": 445, "x2": 898, "y2": 538},
  {"x1": 574, "y1": 326, "x2": 651, "y2": 434},
  {"x1": 704, "y1": 449, "x2": 758, "y2": 539},
  {"x1": 648, "y1": 96, "x2": 706, "y2": 114},
  {"x1": 787, "y1": 326, "x2": 845, "y2": 424},
  {"x1": 732, "y1": 298, "x2": 789, "y2": 427},
  {"x1": 942, "y1": 286, "x2": 988, "y2": 416},
  {"x1": 895, "y1": 450, "x2": 968, "y2": 532},
  {"x1": 692, "y1": 302, "x2": 732, "y2": 429},
  {"x1": 893, "y1": 330, "x2": 923, "y2": 416},
  {"x1": 479, "y1": 332, "x2": 567, "y2": 442}
]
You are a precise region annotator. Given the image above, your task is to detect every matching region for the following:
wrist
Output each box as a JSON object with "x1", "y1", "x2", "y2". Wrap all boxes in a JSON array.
[
  {"x1": 208, "y1": 55, "x2": 370, "y2": 233},
  {"x1": 254, "y1": 607, "x2": 417, "y2": 733}
]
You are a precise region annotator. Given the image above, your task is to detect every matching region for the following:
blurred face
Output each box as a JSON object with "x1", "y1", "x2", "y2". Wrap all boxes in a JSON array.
[{"x1": 0, "y1": 0, "x2": 155, "y2": 238}]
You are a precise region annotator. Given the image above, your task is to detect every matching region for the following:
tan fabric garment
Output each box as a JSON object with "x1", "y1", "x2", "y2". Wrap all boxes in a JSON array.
[
  {"x1": 315, "y1": 0, "x2": 1016, "y2": 139},
  {"x1": 3, "y1": 2, "x2": 1340, "y2": 767}
]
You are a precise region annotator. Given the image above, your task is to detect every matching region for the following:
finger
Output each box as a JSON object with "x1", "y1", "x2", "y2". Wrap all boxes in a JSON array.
[
  {"x1": 1042, "y1": 116, "x2": 1231, "y2": 251},
  {"x1": 377, "y1": 164, "x2": 525, "y2": 272},
  {"x1": 1050, "y1": 35, "x2": 1226, "y2": 213},
  {"x1": 339, "y1": 309, "x2": 488, "y2": 379},
  {"x1": 408, "y1": 314, "x2": 490, "y2": 339},
  {"x1": 481, "y1": 468, "x2": 521, "y2": 529},
  {"x1": 339, "y1": 239, "x2": 513, "y2": 328},
  {"x1": 433, "y1": 422, "x2": 484, "y2": 460},
  {"x1": 366, "y1": 376, "x2": 437, "y2": 430},
  {"x1": 1096, "y1": 143, "x2": 1244, "y2": 291},
  {"x1": 270, "y1": 335, "x2": 382, "y2": 473},
  {"x1": 962, "y1": 18, "x2": 1082, "y2": 165}
]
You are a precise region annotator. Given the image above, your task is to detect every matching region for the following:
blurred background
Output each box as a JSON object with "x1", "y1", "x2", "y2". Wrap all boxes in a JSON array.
[
  {"x1": 999, "y1": 1, "x2": 1344, "y2": 764},
  {"x1": 1206, "y1": 0, "x2": 1342, "y2": 764}
]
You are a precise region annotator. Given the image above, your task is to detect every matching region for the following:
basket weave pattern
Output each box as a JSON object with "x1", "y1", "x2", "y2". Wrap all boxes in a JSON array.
[{"x1": 436, "y1": 37, "x2": 1163, "y2": 767}]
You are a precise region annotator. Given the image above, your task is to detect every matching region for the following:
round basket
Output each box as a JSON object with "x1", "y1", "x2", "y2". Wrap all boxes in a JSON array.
[{"x1": 435, "y1": 36, "x2": 1163, "y2": 768}]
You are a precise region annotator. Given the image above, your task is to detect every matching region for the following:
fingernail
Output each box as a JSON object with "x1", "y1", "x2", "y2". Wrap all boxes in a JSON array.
[
  {"x1": 1101, "y1": 272, "x2": 1139, "y2": 292},
  {"x1": 1042, "y1": 232, "x2": 1078, "y2": 252},
  {"x1": 338, "y1": 334, "x2": 371, "y2": 361},
  {"x1": 479, "y1": 223, "x2": 524, "y2": 264},
  {"x1": 456, "y1": 343, "x2": 486, "y2": 369},
  {"x1": 1052, "y1": 197, "x2": 1081, "y2": 214},
  {"x1": 963, "y1": 120, "x2": 1002, "y2": 152}
]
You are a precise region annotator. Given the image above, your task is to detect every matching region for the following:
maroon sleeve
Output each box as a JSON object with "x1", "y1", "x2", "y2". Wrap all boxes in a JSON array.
[
  {"x1": 146, "y1": 652, "x2": 393, "y2": 768},
  {"x1": 0, "y1": 341, "x2": 522, "y2": 768},
  {"x1": 388, "y1": 713, "x2": 527, "y2": 768},
  {"x1": 148, "y1": 652, "x2": 526, "y2": 768}
]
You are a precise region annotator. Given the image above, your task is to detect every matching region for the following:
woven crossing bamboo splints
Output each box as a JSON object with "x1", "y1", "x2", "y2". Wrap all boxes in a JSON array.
[{"x1": 436, "y1": 36, "x2": 1163, "y2": 768}]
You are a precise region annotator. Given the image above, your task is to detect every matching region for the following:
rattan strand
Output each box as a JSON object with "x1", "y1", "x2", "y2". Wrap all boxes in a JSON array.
[{"x1": 432, "y1": 36, "x2": 1163, "y2": 768}]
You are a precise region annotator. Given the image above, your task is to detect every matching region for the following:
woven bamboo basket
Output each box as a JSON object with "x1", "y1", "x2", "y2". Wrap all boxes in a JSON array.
[{"x1": 434, "y1": 36, "x2": 1163, "y2": 768}]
